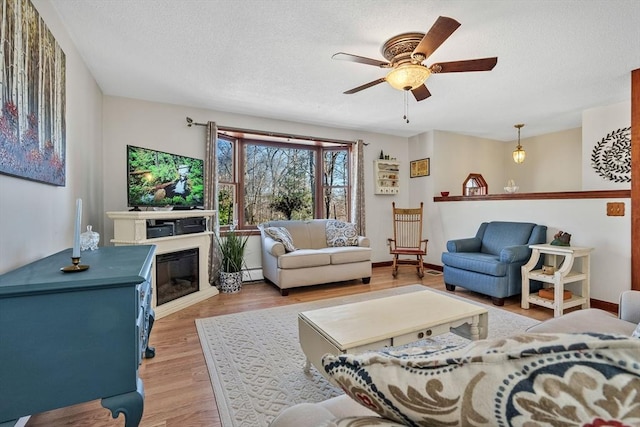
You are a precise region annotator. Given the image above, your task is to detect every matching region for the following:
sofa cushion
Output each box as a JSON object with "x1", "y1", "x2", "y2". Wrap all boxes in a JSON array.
[
  {"x1": 633, "y1": 322, "x2": 640, "y2": 338},
  {"x1": 278, "y1": 249, "x2": 330, "y2": 269},
  {"x1": 480, "y1": 221, "x2": 535, "y2": 255},
  {"x1": 263, "y1": 220, "x2": 330, "y2": 249},
  {"x1": 323, "y1": 332, "x2": 640, "y2": 427},
  {"x1": 263, "y1": 226, "x2": 297, "y2": 252},
  {"x1": 326, "y1": 220, "x2": 358, "y2": 247},
  {"x1": 441, "y1": 251, "x2": 506, "y2": 276},
  {"x1": 320, "y1": 246, "x2": 371, "y2": 265}
]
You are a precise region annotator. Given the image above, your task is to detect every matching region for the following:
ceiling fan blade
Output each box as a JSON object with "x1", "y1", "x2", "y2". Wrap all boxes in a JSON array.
[
  {"x1": 430, "y1": 57, "x2": 498, "y2": 73},
  {"x1": 332, "y1": 52, "x2": 390, "y2": 68},
  {"x1": 413, "y1": 16, "x2": 461, "y2": 61},
  {"x1": 412, "y1": 85, "x2": 432, "y2": 101},
  {"x1": 343, "y1": 78, "x2": 387, "y2": 94}
]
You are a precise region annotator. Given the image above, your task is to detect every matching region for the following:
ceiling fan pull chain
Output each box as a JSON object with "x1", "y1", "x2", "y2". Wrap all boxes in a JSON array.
[{"x1": 403, "y1": 90, "x2": 409, "y2": 123}]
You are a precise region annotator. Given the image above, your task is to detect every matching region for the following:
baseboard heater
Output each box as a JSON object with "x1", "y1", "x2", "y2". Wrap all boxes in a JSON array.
[{"x1": 243, "y1": 268, "x2": 263, "y2": 282}]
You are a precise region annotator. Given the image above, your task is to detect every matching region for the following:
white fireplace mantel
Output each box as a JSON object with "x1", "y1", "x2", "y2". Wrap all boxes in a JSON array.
[{"x1": 107, "y1": 210, "x2": 218, "y2": 318}]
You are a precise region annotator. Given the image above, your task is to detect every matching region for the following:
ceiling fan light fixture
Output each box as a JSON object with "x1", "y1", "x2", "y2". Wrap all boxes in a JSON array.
[
  {"x1": 386, "y1": 64, "x2": 431, "y2": 91},
  {"x1": 512, "y1": 123, "x2": 526, "y2": 164}
]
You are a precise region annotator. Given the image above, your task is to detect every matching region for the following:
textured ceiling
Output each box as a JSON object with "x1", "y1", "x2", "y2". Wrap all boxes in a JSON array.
[{"x1": 49, "y1": 0, "x2": 640, "y2": 141}]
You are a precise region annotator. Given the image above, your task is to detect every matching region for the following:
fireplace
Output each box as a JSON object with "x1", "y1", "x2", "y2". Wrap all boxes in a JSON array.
[{"x1": 156, "y1": 248, "x2": 199, "y2": 306}]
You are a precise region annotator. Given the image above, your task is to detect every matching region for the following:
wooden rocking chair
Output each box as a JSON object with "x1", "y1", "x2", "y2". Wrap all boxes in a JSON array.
[{"x1": 388, "y1": 202, "x2": 428, "y2": 278}]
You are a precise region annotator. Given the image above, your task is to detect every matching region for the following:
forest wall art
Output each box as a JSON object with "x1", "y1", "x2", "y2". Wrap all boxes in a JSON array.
[{"x1": 0, "y1": 0, "x2": 66, "y2": 186}]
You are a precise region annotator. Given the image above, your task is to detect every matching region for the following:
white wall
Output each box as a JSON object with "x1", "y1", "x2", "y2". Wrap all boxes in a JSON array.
[
  {"x1": 410, "y1": 128, "x2": 583, "y2": 267},
  {"x1": 504, "y1": 128, "x2": 582, "y2": 192},
  {"x1": 0, "y1": 1, "x2": 103, "y2": 274},
  {"x1": 99, "y1": 98, "x2": 626, "y2": 302},
  {"x1": 410, "y1": 102, "x2": 630, "y2": 304},
  {"x1": 430, "y1": 130, "x2": 505, "y2": 196},
  {"x1": 101, "y1": 96, "x2": 409, "y2": 267},
  {"x1": 582, "y1": 101, "x2": 631, "y2": 190},
  {"x1": 2, "y1": 4, "x2": 628, "y2": 305},
  {"x1": 436, "y1": 198, "x2": 631, "y2": 304}
]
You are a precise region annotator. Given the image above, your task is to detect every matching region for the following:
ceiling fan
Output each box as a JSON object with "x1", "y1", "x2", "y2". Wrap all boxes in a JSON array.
[{"x1": 332, "y1": 16, "x2": 497, "y2": 102}]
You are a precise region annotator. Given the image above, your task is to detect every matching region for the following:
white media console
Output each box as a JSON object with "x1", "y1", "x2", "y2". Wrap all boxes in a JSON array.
[{"x1": 107, "y1": 210, "x2": 218, "y2": 319}]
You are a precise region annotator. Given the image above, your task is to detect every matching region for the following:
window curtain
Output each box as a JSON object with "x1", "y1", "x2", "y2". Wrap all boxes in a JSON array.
[
  {"x1": 205, "y1": 121, "x2": 222, "y2": 286},
  {"x1": 351, "y1": 139, "x2": 366, "y2": 235}
]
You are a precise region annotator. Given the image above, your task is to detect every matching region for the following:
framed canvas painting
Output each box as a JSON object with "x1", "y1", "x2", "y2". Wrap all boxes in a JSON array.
[{"x1": 0, "y1": 0, "x2": 66, "y2": 186}]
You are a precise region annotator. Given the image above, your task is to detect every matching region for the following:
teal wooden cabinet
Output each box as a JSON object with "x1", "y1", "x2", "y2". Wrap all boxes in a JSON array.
[{"x1": 0, "y1": 245, "x2": 156, "y2": 427}]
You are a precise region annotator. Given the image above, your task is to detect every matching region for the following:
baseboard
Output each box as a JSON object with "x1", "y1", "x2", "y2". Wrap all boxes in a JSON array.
[
  {"x1": 590, "y1": 298, "x2": 618, "y2": 314},
  {"x1": 243, "y1": 268, "x2": 263, "y2": 282},
  {"x1": 370, "y1": 263, "x2": 617, "y2": 314}
]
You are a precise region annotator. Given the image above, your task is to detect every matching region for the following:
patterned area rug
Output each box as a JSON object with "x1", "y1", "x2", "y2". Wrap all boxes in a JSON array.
[{"x1": 195, "y1": 285, "x2": 540, "y2": 427}]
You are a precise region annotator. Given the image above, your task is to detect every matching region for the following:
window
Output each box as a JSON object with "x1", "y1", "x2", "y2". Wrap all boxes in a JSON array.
[
  {"x1": 322, "y1": 149, "x2": 349, "y2": 220},
  {"x1": 217, "y1": 132, "x2": 351, "y2": 228},
  {"x1": 217, "y1": 137, "x2": 236, "y2": 226}
]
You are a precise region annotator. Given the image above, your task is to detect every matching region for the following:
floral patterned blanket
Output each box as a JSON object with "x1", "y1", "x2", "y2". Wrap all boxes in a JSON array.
[{"x1": 323, "y1": 332, "x2": 640, "y2": 427}]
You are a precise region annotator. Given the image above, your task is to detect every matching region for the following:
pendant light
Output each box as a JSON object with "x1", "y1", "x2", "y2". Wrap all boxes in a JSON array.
[{"x1": 512, "y1": 123, "x2": 526, "y2": 164}]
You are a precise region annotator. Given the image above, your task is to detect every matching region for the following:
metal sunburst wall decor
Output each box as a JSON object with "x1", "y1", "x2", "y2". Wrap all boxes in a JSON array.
[{"x1": 590, "y1": 127, "x2": 631, "y2": 183}]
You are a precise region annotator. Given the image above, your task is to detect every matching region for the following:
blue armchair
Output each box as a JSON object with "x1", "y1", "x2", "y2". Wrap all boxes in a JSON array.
[{"x1": 441, "y1": 221, "x2": 547, "y2": 306}]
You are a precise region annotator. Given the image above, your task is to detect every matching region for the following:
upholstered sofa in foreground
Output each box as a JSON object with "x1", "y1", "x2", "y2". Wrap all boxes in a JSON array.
[
  {"x1": 442, "y1": 221, "x2": 547, "y2": 305},
  {"x1": 270, "y1": 291, "x2": 640, "y2": 427},
  {"x1": 259, "y1": 220, "x2": 372, "y2": 295}
]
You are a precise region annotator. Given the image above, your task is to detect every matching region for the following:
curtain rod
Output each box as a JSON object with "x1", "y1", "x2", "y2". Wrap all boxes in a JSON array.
[{"x1": 185, "y1": 117, "x2": 366, "y2": 146}]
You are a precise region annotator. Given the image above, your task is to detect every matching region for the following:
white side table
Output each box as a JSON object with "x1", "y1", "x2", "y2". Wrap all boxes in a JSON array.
[{"x1": 521, "y1": 244, "x2": 594, "y2": 317}]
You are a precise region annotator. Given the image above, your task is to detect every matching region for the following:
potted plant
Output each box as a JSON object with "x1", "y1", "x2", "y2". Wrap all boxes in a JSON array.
[{"x1": 216, "y1": 227, "x2": 249, "y2": 293}]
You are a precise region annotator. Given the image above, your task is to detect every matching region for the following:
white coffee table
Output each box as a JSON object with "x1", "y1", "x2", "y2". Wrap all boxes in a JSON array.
[{"x1": 298, "y1": 289, "x2": 488, "y2": 378}]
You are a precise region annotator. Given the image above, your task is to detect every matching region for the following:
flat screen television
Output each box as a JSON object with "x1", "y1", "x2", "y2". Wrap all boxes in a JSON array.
[{"x1": 127, "y1": 145, "x2": 204, "y2": 209}]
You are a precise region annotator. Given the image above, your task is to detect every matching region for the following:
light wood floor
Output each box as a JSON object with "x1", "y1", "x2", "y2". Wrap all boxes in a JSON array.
[{"x1": 26, "y1": 266, "x2": 554, "y2": 427}]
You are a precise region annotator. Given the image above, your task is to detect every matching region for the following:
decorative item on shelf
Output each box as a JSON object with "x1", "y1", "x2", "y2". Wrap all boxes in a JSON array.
[
  {"x1": 379, "y1": 150, "x2": 384, "y2": 159},
  {"x1": 440, "y1": 191, "x2": 449, "y2": 197},
  {"x1": 538, "y1": 287, "x2": 572, "y2": 301},
  {"x1": 462, "y1": 173, "x2": 488, "y2": 196},
  {"x1": 550, "y1": 231, "x2": 571, "y2": 246},
  {"x1": 504, "y1": 178, "x2": 519, "y2": 193},
  {"x1": 216, "y1": 226, "x2": 249, "y2": 293},
  {"x1": 541, "y1": 265, "x2": 555, "y2": 275},
  {"x1": 80, "y1": 225, "x2": 100, "y2": 251},
  {"x1": 512, "y1": 123, "x2": 526, "y2": 164}
]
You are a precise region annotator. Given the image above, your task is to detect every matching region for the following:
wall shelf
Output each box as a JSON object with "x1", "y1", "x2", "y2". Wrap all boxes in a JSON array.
[
  {"x1": 434, "y1": 189, "x2": 630, "y2": 202},
  {"x1": 374, "y1": 159, "x2": 400, "y2": 195}
]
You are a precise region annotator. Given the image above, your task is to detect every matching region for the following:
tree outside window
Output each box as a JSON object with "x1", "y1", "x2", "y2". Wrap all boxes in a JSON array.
[
  {"x1": 217, "y1": 137, "x2": 235, "y2": 227},
  {"x1": 216, "y1": 132, "x2": 350, "y2": 228}
]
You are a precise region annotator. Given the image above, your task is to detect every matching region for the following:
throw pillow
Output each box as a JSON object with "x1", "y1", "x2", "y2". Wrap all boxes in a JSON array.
[
  {"x1": 326, "y1": 220, "x2": 358, "y2": 247},
  {"x1": 633, "y1": 322, "x2": 640, "y2": 338},
  {"x1": 263, "y1": 226, "x2": 296, "y2": 252},
  {"x1": 322, "y1": 332, "x2": 640, "y2": 427}
]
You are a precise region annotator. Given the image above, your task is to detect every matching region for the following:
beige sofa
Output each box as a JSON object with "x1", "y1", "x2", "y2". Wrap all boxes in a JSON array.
[
  {"x1": 269, "y1": 290, "x2": 640, "y2": 426},
  {"x1": 259, "y1": 219, "x2": 372, "y2": 296}
]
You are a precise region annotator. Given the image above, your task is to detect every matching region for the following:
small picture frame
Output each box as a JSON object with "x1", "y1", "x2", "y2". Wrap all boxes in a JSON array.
[{"x1": 410, "y1": 158, "x2": 430, "y2": 178}]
